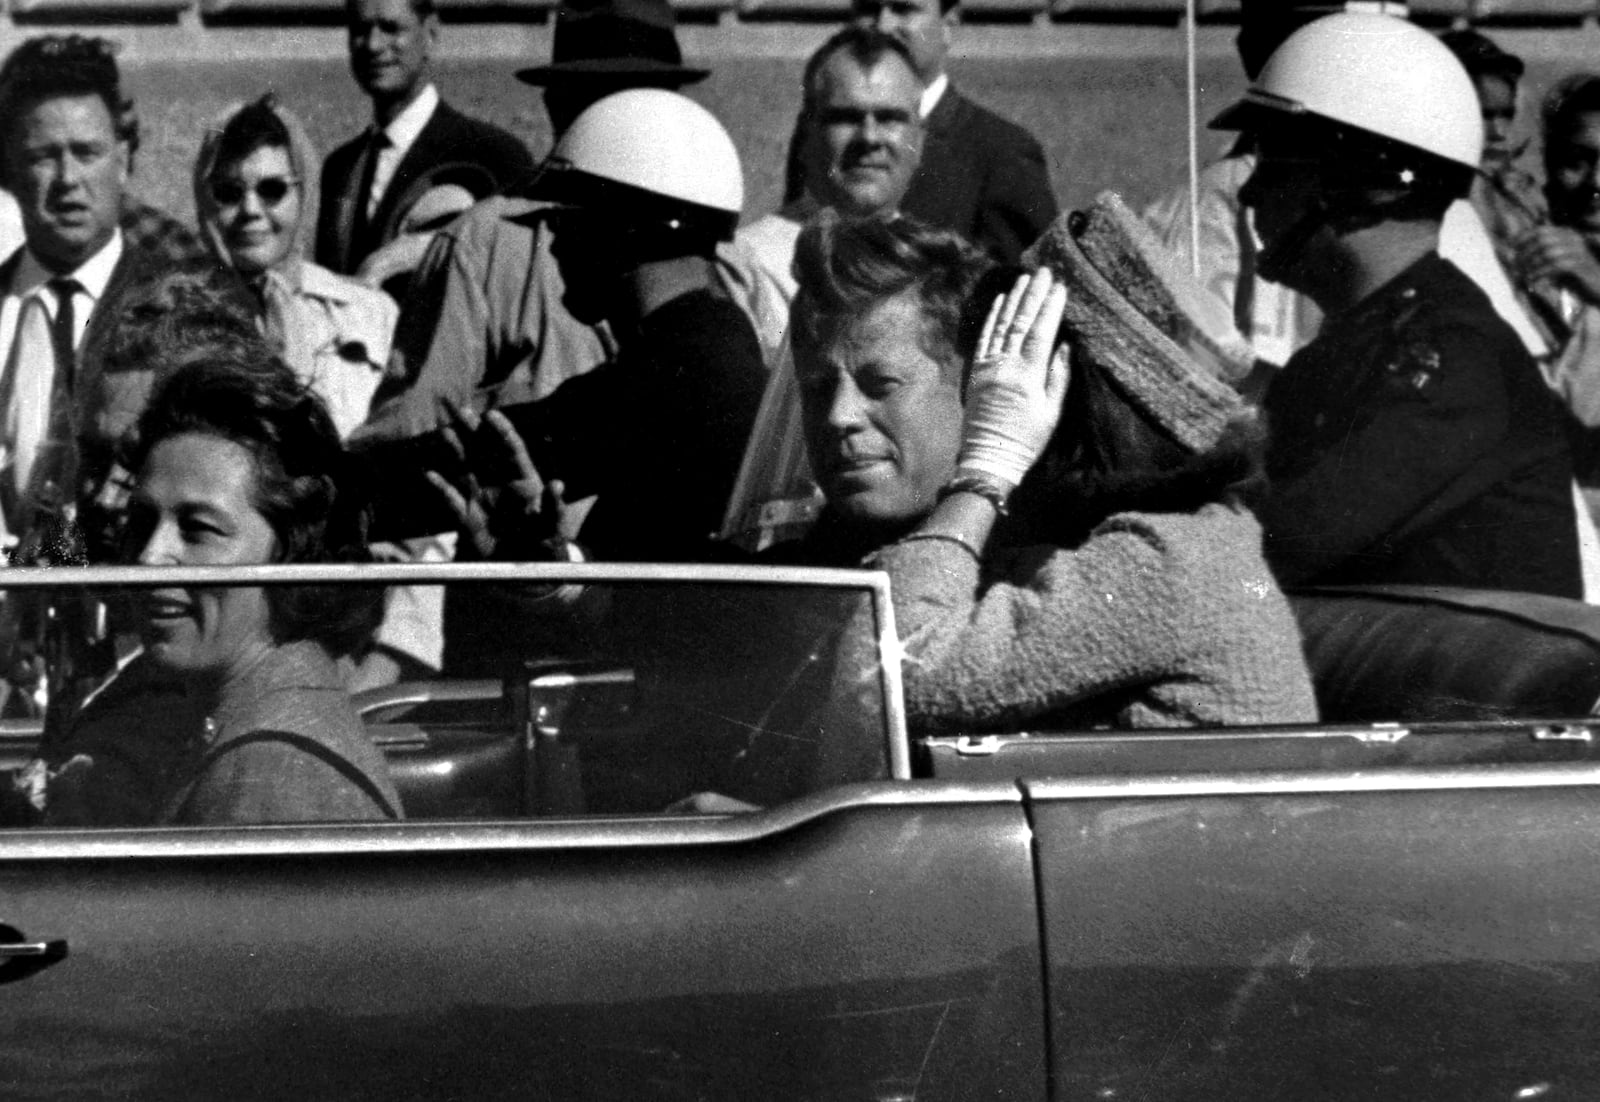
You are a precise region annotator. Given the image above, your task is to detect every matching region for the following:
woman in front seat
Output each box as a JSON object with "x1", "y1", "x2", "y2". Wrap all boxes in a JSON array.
[
  {"x1": 22, "y1": 347, "x2": 401, "y2": 825},
  {"x1": 116, "y1": 351, "x2": 402, "y2": 823}
]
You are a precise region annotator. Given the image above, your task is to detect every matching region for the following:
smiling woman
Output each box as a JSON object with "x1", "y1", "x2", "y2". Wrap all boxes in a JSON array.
[
  {"x1": 193, "y1": 94, "x2": 398, "y2": 439},
  {"x1": 107, "y1": 351, "x2": 401, "y2": 824},
  {"x1": 17, "y1": 340, "x2": 403, "y2": 828}
]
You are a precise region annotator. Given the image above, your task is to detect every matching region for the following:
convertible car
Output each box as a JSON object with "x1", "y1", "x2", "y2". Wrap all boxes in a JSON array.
[{"x1": 0, "y1": 561, "x2": 1597, "y2": 1100}]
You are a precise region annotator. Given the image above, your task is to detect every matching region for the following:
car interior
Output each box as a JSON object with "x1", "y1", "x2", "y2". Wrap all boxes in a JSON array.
[{"x1": 4, "y1": 573, "x2": 1600, "y2": 823}]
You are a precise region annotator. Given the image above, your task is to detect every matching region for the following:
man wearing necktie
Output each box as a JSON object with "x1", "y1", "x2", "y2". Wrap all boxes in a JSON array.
[
  {"x1": 777, "y1": 0, "x2": 1057, "y2": 264},
  {"x1": 0, "y1": 35, "x2": 183, "y2": 554},
  {"x1": 315, "y1": 0, "x2": 535, "y2": 278}
]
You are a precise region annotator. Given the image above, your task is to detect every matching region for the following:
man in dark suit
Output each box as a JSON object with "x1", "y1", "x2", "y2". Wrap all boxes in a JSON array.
[
  {"x1": 781, "y1": 0, "x2": 1057, "y2": 263},
  {"x1": 0, "y1": 35, "x2": 201, "y2": 554},
  {"x1": 315, "y1": 0, "x2": 536, "y2": 277}
]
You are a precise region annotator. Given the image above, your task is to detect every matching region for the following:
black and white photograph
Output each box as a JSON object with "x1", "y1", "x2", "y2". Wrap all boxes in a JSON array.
[{"x1": 0, "y1": 0, "x2": 1598, "y2": 1096}]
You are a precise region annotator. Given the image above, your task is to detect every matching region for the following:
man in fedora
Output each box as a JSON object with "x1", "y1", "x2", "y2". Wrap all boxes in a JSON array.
[
  {"x1": 351, "y1": 0, "x2": 707, "y2": 455},
  {"x1": 315, "y1": 0, "x2": 537, "y2": 277}
]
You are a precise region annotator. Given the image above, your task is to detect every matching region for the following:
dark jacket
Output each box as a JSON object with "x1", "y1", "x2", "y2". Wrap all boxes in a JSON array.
[
  {"x1": 783, "y1": 83, "x2": 1058, "y2": 263},
  {"x1": 315, "y1": 99, "x2": 536, "y2": 276},
  {"x1": 1260, "y1": 252, "x2": 1582, "y2": 598},
  {"x1": 502, "y1": 287, "x2": 768, "y2": 563},
  {"x1": 0, "y1": 239, "x2": 197, "y2": 504}
]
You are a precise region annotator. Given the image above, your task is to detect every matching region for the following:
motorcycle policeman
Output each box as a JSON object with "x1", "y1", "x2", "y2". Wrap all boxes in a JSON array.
[
  {"x1": 1216, "y1": 11, "x2": 1583, "y2": 597},
  {"x1": 457, "y1": 89, "x2": 766, "y2": 565}
]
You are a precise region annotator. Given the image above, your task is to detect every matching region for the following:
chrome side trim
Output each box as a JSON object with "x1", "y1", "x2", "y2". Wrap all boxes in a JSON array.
[
  {"x1": 1023, "y1": 761, "x2": 1600, "y2": 801},
  {"x1": 352, "y1": 679, "x2": 503, "y2": 717},
  {"x1": 0, "y1": 780, "x2": 1023, "y2": 860},
  {"x1": 0, "y1": 562, "x2": 889, "y2": 589}
]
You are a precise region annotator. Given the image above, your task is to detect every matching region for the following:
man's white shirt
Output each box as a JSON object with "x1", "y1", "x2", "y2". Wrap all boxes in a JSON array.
[
  {"x1": 366, "y1": 82, "x2": 440, "y2": 220},
  {"x1": 0, "y1": 230, "x2": 123, "y2": 514},
  {"x1": 919, "y1": 72, "x2": 948, "y2": 120}
]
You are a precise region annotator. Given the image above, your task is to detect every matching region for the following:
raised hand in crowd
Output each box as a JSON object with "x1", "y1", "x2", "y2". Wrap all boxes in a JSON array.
[
  {"x1": 1516, "y1": 224, "x2": 1600, "y2": 305},
  {"x1": 425, "y1": 396, "x2": 570, "y2": 561}
]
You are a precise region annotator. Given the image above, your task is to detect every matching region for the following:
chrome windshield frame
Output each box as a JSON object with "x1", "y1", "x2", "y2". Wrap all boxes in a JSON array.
[{"x1": 0, "y1": 560, "x2": 911, "y2": 781}]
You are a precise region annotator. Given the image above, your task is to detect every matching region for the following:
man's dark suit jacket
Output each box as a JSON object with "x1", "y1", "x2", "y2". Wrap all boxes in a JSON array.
[
  {"x1": 315, "y1": 99, "x2": 536, "y2": 276},
  {"x1": 0, "y1": 240, "x2": 216, "y2": 523},
  {"x1": 783, "y1": 83, "x2": 1058, "y2": 264}
]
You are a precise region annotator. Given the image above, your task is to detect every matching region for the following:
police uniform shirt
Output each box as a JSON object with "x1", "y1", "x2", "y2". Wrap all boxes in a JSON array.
[{"x1": 1259, "y1": 252, "x2": 1582, "y2": 598}]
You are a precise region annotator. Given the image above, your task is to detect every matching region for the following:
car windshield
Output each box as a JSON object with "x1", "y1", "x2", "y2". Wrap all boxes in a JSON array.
[{"x1": 0, "y1": 563, "x2": 901, "y2": 827}]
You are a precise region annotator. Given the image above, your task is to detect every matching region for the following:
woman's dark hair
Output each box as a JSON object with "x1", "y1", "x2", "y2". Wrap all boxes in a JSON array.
[
  {"x1": 102, "y1": 263, "x2": 262, "y2": 377},
  {"x1": 791, "y1": 211, "x2": 995, "y2": 383},
  {"x1": 1004, "y1": 363, "x2": 1267, "y2": 548},
  {"x1": 128, "y1": 349, "x2": 384, "y2": 658},
  {"x1": 211, "y1": 94, "x2": 293, "y2": 174},
  {"x1": 1543, "y1": 74, "x2": 1600, "y2": 223},
  {"x1": 1543, "y1": 73, "x2": 1600, "y2": 148}
]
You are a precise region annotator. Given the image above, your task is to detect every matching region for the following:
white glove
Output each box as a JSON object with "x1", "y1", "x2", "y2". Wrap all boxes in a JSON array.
[{"x1": 958, "y1": 268, "x2": 1071, "y2": 490}]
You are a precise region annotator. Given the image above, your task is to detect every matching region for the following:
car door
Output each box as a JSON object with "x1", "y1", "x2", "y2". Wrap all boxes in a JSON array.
[
  {"x1": 1029, "y1": 763, "x2": 1600, "y2": 1101},
  {"x1": 0, "y1": 563, "x2": 1048, "y2": 1101}
]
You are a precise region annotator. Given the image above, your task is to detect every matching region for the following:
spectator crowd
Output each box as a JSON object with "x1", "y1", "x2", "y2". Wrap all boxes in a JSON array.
[{"x1": 1, "y1": 0, "x2": 1597, "y2": 821}]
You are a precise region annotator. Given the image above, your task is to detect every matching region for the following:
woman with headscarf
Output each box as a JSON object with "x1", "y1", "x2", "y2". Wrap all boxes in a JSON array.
[
  {"x1": 195, "y1": 96, "x2": 450, "y2": 689},
  {"x1": 193, "y1": 94, "x2": 399, "y2": 440}
]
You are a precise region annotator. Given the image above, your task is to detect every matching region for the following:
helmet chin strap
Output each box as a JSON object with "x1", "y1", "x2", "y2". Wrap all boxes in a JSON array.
[{"x1": 1257, "y1": 192, "x2": 1331, "y2": 285}]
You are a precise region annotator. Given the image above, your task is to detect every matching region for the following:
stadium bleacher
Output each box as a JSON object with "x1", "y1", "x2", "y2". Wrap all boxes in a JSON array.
[{"x1": 1, "y1": 0, "x2": 1596, "y2": 38}]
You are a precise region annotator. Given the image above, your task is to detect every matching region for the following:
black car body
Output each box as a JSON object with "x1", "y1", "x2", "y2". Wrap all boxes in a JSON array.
[{"x1": 0, "y1": 562, "x2": 1596, "y2": 1100}]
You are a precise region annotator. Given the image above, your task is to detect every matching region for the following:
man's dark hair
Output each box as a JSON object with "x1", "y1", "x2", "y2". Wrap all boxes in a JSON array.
[
  {"x1": 792, "y1": 210, "x2": 992, "y2": 384},
  {"x1": 1543, "y1": 73, "x2": 1600, "y2": 149},
  {"x1": 801, "y1": 26, "x2": 919, "y2": 111},
  {"x1": 1541, "y1": 73, "x2": 1600, "y2": 224},
  {"x1": 1439, "y1": 27, "x2": 1524, "y2": 84},
  {"x1": 102, "y1": 264, "x2": 262, "y2": 379},
  {"x1": 1234, "y1": 0, "x2": 1343, "y2": 81},
  {"x1": 0, "y1": 36, "x2": 138, "y2": 169},
  {"x1": 346, "y1": 0, "x2": 436, "y2": 19},
  {"x1": 129, "y1": 348, "x2": 384, "y2": 659}
]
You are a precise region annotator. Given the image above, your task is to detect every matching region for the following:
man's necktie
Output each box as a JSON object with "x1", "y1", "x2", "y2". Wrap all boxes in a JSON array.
[
  {"x1": 0, "y1": 278, "x2": 84, "y2": 530},
  {"x1": 46, "y1": 278, "x2": 79, "y2": 388},
  {"x1": 352, "y1": 131, "x2": 391, "y2": 256},
  {"x1": 33, "y1": 278, "x2": 84, "y2": 513}
]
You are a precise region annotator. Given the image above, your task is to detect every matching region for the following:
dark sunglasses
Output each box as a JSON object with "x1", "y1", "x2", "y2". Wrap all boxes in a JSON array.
[{"x1": 209, "y1": 176, "x2": 298, "y2": 207}]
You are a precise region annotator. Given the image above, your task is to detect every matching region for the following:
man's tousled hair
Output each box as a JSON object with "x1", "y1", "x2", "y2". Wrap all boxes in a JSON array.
[
  {"x1": 0, "y1": 35, "x2": 137, "y2": 169},
  {"x1": 791, "y1": 210, "x2": 992, "y2": 381}
]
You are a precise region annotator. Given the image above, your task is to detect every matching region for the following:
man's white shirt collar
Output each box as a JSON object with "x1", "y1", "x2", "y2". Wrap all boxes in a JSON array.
[
  {"x1": 12, "y1": 229, "x2": 123, "y2": 309},
  {"x1": 920, "y1": 73, "x2": 949, "y2": 119},
  {"x1": 377, "y1": 82, "x2": 439, "y2": 157}
]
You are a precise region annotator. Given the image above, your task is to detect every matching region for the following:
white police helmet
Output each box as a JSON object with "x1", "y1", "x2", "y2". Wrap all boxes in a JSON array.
[
  {"x1": 1214, "y1": 11, "x2": 1481, "y2": 173},
  {"x1": 535, "y1": 88, "x2": 743, "y2": 240}
]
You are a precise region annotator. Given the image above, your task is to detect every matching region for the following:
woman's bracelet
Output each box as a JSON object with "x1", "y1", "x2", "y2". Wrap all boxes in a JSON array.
[
  {"x1": 893, "y1": 531, "x2": 984, "y2": 562},
  {"x1": 938, "y1": 474, "x2": 1012, "y2": 516}
]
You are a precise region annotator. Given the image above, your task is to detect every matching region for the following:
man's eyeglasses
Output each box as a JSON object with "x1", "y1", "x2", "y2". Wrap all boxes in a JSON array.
[{"x1": 209, "y1": 177, "x2": 299, "y2": 207}]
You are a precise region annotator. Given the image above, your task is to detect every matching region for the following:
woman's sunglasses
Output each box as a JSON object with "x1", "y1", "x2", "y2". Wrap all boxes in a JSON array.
[{"x1": 209, "y1": 176, "x2": 298, "y2": 207}]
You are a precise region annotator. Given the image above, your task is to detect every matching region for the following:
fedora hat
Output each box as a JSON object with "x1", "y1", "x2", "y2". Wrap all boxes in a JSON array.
[{"x1": 516, "y1": 0, "x2": 709, "y2": 87}]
